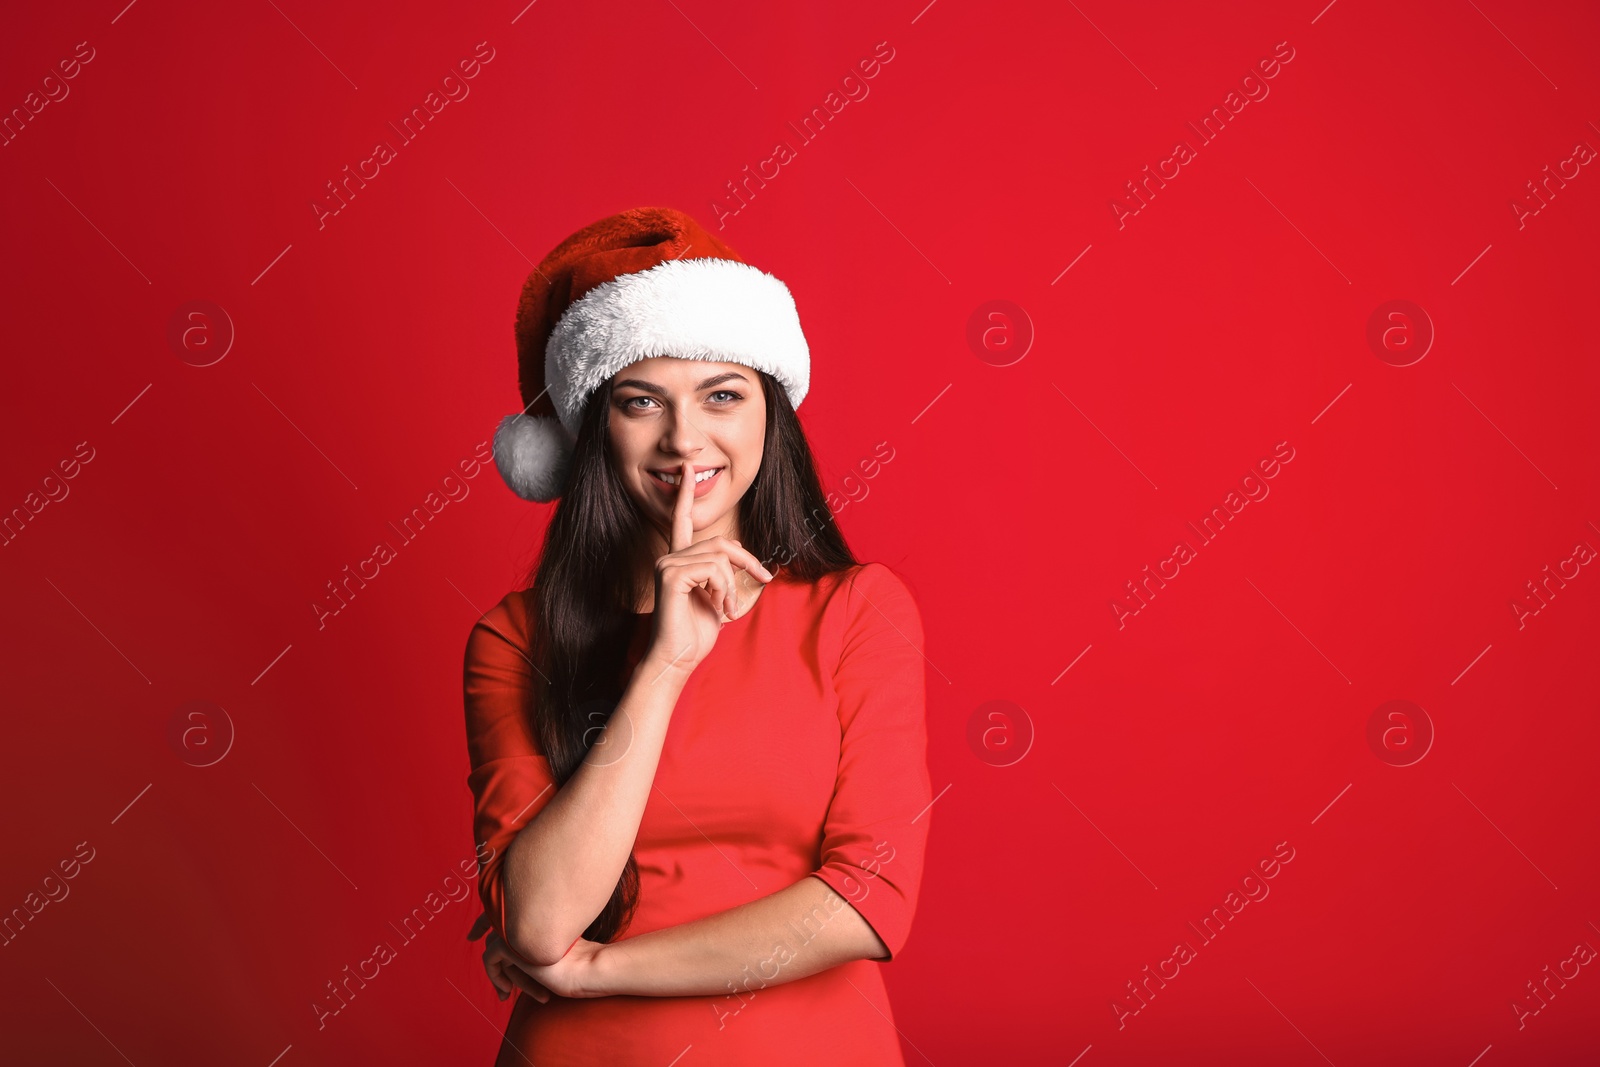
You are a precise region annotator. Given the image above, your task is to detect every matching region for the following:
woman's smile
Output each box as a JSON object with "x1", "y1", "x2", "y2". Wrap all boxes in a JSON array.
[{"x1": 647, "y1": 464, "x2": 724, "y2": 497}]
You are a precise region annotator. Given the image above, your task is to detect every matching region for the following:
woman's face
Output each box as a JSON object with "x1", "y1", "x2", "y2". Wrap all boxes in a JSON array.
[{"x1": 607, "y1": 356, "x2": 767, "y2": 546}]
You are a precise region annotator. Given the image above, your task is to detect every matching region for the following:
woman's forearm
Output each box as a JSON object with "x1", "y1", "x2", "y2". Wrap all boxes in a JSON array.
[
  {"x1": 500, "y1": 654, "x2": 689, "y2": 966},
  {"x1": 591, "y1": 874, "x2": 887, "y2": 998}
]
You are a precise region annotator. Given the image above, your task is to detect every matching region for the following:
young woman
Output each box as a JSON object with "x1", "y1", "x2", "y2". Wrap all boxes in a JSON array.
[{"x1": 461, "y1": 207, "x2": 931, "y2": 1065}]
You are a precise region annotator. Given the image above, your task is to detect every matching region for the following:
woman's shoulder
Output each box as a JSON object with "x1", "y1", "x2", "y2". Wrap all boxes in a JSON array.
[
  {"x1": 810, "y1": 561, "x2": 921, "y2": 618},
  {"x1": 800, "y1": 561, "x2": 924, "y2": 662},
  {"x1": 829, "y1": 560, "x2": 913, "y2": 593},
  {"x1": 463, "y1": 587, "x2": 537, "y2": 664}
]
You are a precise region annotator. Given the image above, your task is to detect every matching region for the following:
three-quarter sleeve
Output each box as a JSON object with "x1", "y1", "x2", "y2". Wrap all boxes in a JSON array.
[
  {"x1": 808, "y1": 563, "x2": 933, "y2": 961},
  {"x1": 463, "y1": 589, "x2": 556, "y2": 939}
]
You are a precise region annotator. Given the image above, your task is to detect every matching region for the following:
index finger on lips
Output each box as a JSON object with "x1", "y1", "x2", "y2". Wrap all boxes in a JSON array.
[{"x1": 669, "y1": 458, "x2": 695, "y2": 553}]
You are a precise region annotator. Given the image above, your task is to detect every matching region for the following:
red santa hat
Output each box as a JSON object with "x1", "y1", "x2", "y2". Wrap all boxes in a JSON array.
[{"x1": 491, "y1": 206, "x2": 811, "y2": 502}]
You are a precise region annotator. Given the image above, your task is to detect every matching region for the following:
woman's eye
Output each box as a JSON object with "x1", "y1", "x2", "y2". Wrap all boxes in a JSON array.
[{"x1": 622, "y1": 391, "x2": 738, "y2": 412}]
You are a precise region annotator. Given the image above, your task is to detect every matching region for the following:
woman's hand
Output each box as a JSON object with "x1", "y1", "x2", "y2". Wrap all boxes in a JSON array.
[
  {"x1": 512, "y1": 937, "x2": 613, "y2": 1000},
  {"x1": 646, "y1": 458, "x2": 773, "y2": 674},
  {"x1": 469, "y1": 911, "x2": 614, "y2": 1001},
  {"x1": 469, "y1": 911, "x2": 553, "y2": 1005}
]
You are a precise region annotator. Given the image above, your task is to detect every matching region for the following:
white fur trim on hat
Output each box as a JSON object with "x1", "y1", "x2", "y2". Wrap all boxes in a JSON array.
[
  {"x1": 544, "y1": 257, "x2": 810, "y2": 437},
  {"x1": 492, "y1": 413, "x2": 574, "y2": 503}
]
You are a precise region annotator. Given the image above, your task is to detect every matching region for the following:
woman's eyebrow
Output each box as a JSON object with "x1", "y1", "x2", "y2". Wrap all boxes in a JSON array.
[{"x1": 613, "y1": 371, "x2": 750, "y2": 396}]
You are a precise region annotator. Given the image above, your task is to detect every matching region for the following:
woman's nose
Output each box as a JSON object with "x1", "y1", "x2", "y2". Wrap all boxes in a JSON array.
[{"x1": 661, "y1": 404, "x2": 708, "y2": 452}]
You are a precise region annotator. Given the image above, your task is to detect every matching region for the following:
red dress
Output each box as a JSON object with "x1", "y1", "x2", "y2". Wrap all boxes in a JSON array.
[{"x1": 462, "y1": 562, "x2": 932, "y2": 1066}]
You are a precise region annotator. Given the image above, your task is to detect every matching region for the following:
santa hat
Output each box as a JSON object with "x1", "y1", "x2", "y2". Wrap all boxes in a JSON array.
[{"x1": 491, "y1": 206, "x2": 811, "y2": 503}]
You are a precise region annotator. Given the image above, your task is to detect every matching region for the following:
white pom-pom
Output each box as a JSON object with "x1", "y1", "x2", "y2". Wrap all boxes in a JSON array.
[{"x1": 492, "y1": 413, "x2": 574, "y2": 502}]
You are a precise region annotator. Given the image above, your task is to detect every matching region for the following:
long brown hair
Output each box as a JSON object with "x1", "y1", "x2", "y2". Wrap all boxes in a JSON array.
[{"x1": 524, "y1": 368, "x2": 857, "y2": 943}]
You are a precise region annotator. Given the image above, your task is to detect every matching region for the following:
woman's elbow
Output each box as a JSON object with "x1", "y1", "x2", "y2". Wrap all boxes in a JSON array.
[
  {"x1": 505, "y1": 922, "x2": 571, "y2": 968},
  {"x1": 503, "y1": 902, "x2": 581, "y2": 967}
]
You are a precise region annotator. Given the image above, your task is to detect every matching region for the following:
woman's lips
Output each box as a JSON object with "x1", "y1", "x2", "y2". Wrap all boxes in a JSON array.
[{"x1": 649, "y1": 467, "x2": 723, "y2": 498}]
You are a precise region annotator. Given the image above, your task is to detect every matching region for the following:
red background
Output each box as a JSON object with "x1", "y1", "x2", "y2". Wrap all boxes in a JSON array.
[{"x1": 3, "y1": 1, "x2": 1598, "y2": 1063}]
